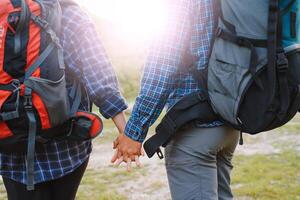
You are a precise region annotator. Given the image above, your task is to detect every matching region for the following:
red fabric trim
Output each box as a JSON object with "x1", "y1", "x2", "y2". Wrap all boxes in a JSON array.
[
  {"x1": 0, "y1": 90, "x2": 12, "y2": 108},
  {"x1": 32, "y1": 92, "x2": 51, "y2": 129},
  {"x1": 76, "y1": 112, "x2": 103, "y2": 138},
  {"x1": 0, "y1": 122, "x2": 13, "y2": 139},
  {"x1": 0, "y1": 1, "x2": 15, "y2": 84}
]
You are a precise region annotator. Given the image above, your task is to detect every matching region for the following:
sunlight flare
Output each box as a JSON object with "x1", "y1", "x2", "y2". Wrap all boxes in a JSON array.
[{"x1": 78, "y1": 0, "x2": 168, "y2": 41}]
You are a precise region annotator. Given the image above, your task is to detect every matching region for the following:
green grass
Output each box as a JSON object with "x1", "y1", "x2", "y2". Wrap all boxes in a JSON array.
[
  {"x1": 76, "y1": 169, "x2": 127, "y2": 200},
  {"x1": 76, "y1": 168, "x2": 146, "y2": 200},
  {"x1": 277, "y1": 122, "x2": 300, "y2": 134},
  {"x1": 232, "y1": 151, "x2": 300, "y2": 200},
  {"x1": 76, "y1": 151, "x2": 300, "y2": 200},
  {"x1": 80, "y1": 114, "x2": 300, "y2": 200},
  {"x1": 0, "y1": 151, "x2": 298, "y2": 200}
]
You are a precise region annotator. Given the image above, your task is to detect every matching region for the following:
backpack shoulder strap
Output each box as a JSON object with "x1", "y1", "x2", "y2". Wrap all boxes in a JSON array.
[
  {"x1": 267, "y1": 0, "x2": 281, "y2": 103},
  {"x1": 14, "y1": 0, "x2": 30, "y2": 54}
]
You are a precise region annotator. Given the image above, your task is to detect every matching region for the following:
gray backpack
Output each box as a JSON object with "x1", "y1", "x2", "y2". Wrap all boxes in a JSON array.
[
  {"x1": 144, "y1": 0, "x2": 300, "y2": 159},
  {"x1": 208, "y1": 0, "x2": 300, "y2": 134}
]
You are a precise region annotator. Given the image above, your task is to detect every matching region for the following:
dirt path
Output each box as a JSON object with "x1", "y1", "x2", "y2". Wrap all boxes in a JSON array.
[
  {"x1": 88, "y1": 141, "x2": 171, "y2": 199},
  {"x1": 88, "y1": 131, "x2": 300, "y2": 200}
]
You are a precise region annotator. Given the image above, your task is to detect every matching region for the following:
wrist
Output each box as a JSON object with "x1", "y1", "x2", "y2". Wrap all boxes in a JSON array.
[
  {"x1": 112, "y1": 112, "x2": 127, "y2": 133},
  {"x1": 124, "y1": 129, "x2": 144, "y2": 143}
]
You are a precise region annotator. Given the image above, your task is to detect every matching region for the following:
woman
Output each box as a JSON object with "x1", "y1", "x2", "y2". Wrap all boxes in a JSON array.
[{"x1": 0, "y1": 1, "x2": 127, "y2": 199}]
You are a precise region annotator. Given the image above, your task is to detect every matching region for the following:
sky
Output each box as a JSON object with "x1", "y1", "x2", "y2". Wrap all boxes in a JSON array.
[{"x1": 77, "y1": 0, "x2": 168, "y2": 42}]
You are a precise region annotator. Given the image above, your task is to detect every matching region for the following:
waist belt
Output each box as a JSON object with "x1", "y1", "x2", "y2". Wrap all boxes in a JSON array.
[{"x1": 143, "y1": 92, "x2": 219, "y2": 159}]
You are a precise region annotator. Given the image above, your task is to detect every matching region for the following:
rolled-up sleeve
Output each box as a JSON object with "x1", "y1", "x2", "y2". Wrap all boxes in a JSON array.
[{"x1": 61, "y1": 7, "x2": 128, "y2": 118}]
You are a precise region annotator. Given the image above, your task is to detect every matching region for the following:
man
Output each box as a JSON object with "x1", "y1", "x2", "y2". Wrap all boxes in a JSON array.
[
  {"x1": 0, "y1": 1, "x2": 127, "y2": 200},
  {"x1": 112, "y1": 0, "x2": 240, "y2": 199}
]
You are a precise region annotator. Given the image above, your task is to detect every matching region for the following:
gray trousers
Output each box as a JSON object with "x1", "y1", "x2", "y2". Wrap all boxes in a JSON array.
[{"x1": 165, "y1": 125, "x2": 239, "y2": 200}]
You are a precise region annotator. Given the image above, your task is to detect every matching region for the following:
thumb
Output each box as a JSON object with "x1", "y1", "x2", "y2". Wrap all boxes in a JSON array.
[
  {"x1": 141, "y1": 148, "x2": 145, "y2": 157},
  {"x1": 113, "y1": 141, "x2": 117, "y2": 149},
  {"x1": 113, "y1": 137, "x2": 119, "y2": 149}
]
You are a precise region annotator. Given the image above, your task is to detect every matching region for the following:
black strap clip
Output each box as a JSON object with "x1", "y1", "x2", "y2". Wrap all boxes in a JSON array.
[
  {"x1": 276, "y1": 50, "x2": 288, "y2": 72},
  {"x1": 24, "y1": 94, "x2": 33, "y2": 111},
  {"x1": 31, "y1": 14, "x2": 49, "y2": 30}
]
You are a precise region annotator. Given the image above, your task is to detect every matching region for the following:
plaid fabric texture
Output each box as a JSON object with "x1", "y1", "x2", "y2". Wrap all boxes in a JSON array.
[
  {"x1": 125, "y1": 0, "x2": 222, "y2": 142},
  {"x1": 0, "y1": 4, "x2": 127, "y2": 184}
]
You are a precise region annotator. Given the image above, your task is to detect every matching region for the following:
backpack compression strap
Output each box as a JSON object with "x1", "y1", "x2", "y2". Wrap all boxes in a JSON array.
[
  {"x1": 30, "y1": 13, "x2": 65, "y2": 70},
  {"x1": 23, "y1": 35, "x2": 61, "y2": 190},
  {"x1": 24, "y1": 87, "x2": 36, "y2": 190},
  {"x1": 267, "y1": 0, "x2": 280, "y2": 107},
  {"x1": 22, "y1": 3, "x2": 64, "y2": 190},
  {"x1": 266, "y1": 0, "x2": 290, "y2": 120},
  {"x1": 268, "y1": 0, "x2": 290, "y2": 119},
  {"x1": 24, "y1": 13, "x2": 65, "y2": 80}
]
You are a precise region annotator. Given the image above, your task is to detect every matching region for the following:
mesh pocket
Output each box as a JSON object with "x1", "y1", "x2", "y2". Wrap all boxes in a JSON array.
[{"x1": 208, "y1": 36, "x2": 267, "y2": 126}]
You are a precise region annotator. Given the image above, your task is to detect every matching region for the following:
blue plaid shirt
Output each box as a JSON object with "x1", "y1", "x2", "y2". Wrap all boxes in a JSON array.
[
  {"x1": 125, "y1": 0, "x2": 222, "y2": 142},
  {"x1": 0, "y1": 4, "x2": 127, "y2": 184}
]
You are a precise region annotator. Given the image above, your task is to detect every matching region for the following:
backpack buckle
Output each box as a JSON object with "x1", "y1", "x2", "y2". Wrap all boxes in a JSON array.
[
  {"x1": 276, "y1": 50, "x2": 288, "y2": 72},
  {"x1": 31, "y1": 14, "x2": 49, "y2": 30},
  {"x1": 24, "y1": 94, "x2": 33, "y2": 111},
  {"x1": 48, "y1": 29, "x2": 62, "y2": 49}
]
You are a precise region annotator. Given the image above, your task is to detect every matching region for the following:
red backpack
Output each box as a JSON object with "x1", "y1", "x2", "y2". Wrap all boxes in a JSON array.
[{"x1": 0, "y1": 0, "x2": 103, "y2": 190}]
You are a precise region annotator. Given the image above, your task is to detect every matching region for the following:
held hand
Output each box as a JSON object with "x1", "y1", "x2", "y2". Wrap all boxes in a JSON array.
[{"x1": 111, "y1": 134, "x2": 144, "y2": 171}]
